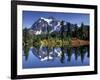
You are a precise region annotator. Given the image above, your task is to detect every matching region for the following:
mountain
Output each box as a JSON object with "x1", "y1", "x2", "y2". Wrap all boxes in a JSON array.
[{"x1": 30, "y1": 17, "x2": 61, "y2": 35}]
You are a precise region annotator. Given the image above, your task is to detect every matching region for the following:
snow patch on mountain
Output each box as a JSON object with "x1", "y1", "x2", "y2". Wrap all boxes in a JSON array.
[
  {"x1": 40, "y1": 17, "x2": 53, "y2": 25},
  {"x1": 35, "y1": 30, "x2": 42, "y2": 35},
  {"x1": 50, "y1": 21, "x2": 61, "y2": 33}
]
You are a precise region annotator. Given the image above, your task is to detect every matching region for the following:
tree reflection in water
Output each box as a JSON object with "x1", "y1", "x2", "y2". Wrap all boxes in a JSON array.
[{"x1": 23, "y1": 45, "x2": 89, "y2": 64}]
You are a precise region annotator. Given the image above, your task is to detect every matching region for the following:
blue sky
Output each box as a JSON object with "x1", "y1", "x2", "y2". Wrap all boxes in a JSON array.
[{"x1": 22, "y1": 11, "x2": 90, "y2": 29}]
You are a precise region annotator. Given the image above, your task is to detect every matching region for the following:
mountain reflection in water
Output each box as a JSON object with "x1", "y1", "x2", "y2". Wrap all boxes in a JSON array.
[{"x1": 23, "y1": 45, "x2": 89, "y2": 69}]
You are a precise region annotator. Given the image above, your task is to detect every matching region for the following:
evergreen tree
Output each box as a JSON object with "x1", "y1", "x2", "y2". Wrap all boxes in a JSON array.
[
  {"x1": 67, "y1": 22, "x2": 72, "y2": 38},
  {"x1": 74, "y1": 24, "x2": 78, "y2": 38}
]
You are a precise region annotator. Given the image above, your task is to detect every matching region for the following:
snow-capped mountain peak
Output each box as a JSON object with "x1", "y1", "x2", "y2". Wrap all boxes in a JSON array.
[
  {"x1": 31, "y1": 17, "x2": 62, "y2": 35},
  {"x1": 40, "y1": 17, "x2": 53, "y2": 23}
]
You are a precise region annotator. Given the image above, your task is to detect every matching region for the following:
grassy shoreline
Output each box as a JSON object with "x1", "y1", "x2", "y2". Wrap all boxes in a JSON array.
[{"x1": 40, "y1": 38, "x2": 89, "y2": 47}]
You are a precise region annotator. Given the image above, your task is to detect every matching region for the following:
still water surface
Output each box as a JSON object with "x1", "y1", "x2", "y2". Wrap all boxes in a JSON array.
[{"x1": 23, "y1": 46, "x2": 89, "y2": 69}]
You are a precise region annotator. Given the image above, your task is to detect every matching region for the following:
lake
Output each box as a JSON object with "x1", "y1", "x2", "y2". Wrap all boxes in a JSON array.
[{"x1": 22, "y1": 45, "x2": 89, "y2": 69}]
